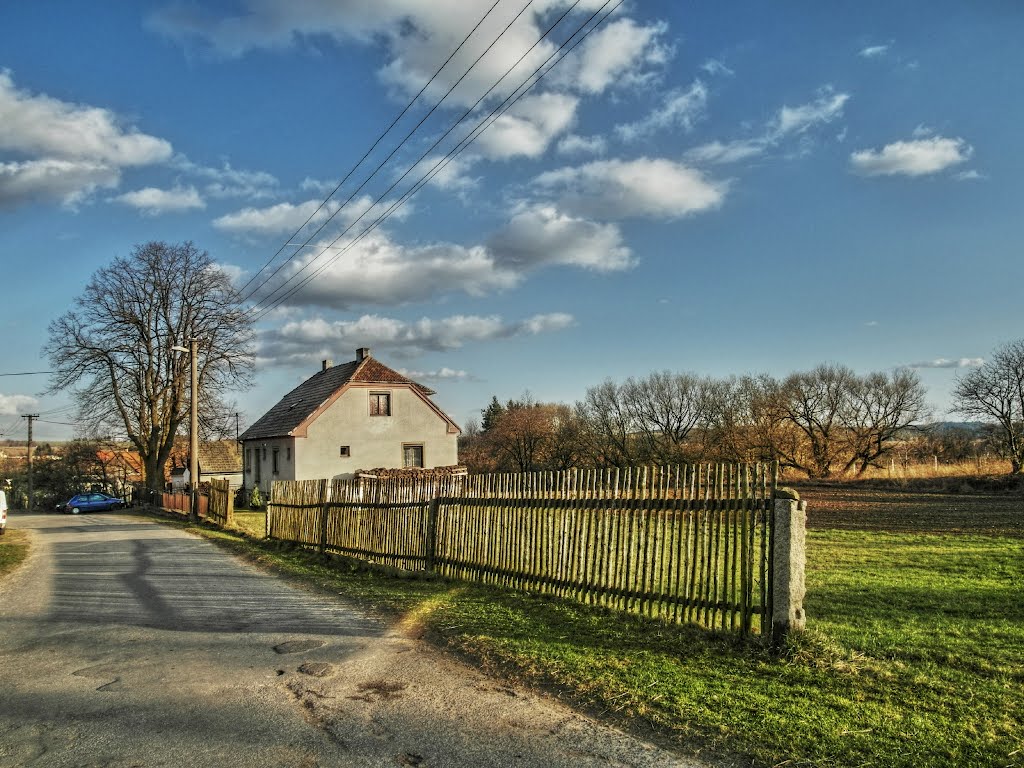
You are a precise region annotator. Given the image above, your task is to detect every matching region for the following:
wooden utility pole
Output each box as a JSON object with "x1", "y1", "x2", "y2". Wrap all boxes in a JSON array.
[
  {"x1": 22, "y1": 414, "x2": 39, "y2": 511},
  {"x1": 189, "y1": 338, "x2": 199, "y2": 523}
]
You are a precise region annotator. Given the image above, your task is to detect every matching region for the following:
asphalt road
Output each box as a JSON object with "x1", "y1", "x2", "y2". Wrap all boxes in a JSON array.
[{"x1": 0, "y1": 513, "x2": 710, "y2": 768}]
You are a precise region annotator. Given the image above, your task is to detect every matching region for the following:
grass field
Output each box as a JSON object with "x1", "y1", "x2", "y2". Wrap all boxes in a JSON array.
[
  {"x1": 0, "y1": 528, "x2": 30, "y2": 578},
  {"x1": 166, "y1": 488, "x2": 1022, "y2": 767}
]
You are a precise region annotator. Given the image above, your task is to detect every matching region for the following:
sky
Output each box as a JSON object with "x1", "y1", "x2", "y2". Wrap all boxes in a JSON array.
[{"x1": 1, "y1": 1, "x2": 1021, "y2": 442}]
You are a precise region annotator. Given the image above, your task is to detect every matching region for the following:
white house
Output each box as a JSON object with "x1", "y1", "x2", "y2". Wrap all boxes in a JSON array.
[{"x1": 240, "y1": 348, "x2": 460, "y2": 494}]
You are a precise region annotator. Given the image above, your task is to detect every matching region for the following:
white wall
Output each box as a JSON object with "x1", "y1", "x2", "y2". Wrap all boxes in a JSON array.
[
  {"x1": 242, "y1": 438, "x2": 296, "y2": 494},
  {"x1": 299, "y1": 384, "x2": 458, "y2": 481}
]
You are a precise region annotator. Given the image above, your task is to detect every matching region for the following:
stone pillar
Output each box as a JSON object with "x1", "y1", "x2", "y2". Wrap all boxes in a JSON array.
[{"x1": 772, "y1": 490, "x2": 807, "y2": 645}]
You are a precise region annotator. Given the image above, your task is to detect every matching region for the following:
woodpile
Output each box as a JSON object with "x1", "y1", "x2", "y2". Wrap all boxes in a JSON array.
[{"x1": 356, "y1": 465, "x2": 468, "y2": 480}]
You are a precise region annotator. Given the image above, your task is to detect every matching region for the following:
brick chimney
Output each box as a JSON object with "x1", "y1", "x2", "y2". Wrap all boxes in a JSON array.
[
  {"x1": 356, "y1": 347, "x2": 371, "y2": 361},
  {"x1": 322, "y1": 359, "x2": 332, "y2": 372}
]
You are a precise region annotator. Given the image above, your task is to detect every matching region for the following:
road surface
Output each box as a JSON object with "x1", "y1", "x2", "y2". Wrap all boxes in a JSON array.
[{"x1": 0, "y1": 512, "x2": 710, "y2": 767}]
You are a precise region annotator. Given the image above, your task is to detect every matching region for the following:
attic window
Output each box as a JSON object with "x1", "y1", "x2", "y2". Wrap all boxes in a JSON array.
[
  {"x1": 339, "y1": 445, "x2": 350, "y2": 457},
  {"x1": 369, "y1": 392, "x2": 391, "y2": 417}
]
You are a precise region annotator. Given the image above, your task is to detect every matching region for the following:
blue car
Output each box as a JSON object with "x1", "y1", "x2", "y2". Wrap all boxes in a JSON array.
[{"x1": 64, "y1": 493, "x2": 123, "y2": 514}]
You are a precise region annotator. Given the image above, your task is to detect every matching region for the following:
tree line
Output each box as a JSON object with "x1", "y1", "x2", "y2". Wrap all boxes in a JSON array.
[{"x1": 461, "y1": 350, "x2": 1024, "y2": 478}]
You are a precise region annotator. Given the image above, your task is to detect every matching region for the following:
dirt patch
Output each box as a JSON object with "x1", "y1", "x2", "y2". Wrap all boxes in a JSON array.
[
  {"x1": 274, "y1": 639, "x2": 326, "y2": 654},
  {"x1": 299, "y1": 662, "x2": 335, "y2": 678},
  {"x1": 797, "y1": 483, "x2": 1024, "y2": 536},
  {"x1": 347, "y1": 680, "x2": 408, "y2": 703}
]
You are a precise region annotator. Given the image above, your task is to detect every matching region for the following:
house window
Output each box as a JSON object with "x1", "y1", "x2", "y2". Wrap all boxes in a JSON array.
[
  {"x1": 244, "y1": 449, "x2": 251, "y2": 473},
  {"x1": 403, "y1": 444, "x2": 424, "y2": 469},
  {"x1": 339, "y1": 445, "x2": 350, "y2": 457},
  {"x1": 286, "y1": 446, "x2": 291, "y2": 461},
  {"x1": 262, "y1": 446, "x2": 267, "y2": 460},
  {"x1": 370, "y1": 392, "x2": 391, "y2": 416},
  {"x1": 272, "y1": 448, "x2": 279, "y2": 474}
]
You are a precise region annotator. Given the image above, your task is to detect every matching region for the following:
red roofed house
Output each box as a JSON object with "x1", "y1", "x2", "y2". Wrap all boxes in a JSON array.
[{"x1": 239, "y1": 348, "x2": 460, "y2": 494}]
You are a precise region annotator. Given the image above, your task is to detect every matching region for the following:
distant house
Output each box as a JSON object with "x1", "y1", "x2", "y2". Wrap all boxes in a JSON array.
[
  {"x1": 239, "y1": 348, "x2": 460, "y2": 494},
  {"x1": 167, "y1": 440, "x2": 243, "y2": 490}
]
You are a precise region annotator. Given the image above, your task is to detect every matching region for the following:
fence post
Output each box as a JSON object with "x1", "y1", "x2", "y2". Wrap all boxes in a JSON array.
[
  {"x1": 771, "y1": 488, "x2": 806, "y2": 646},
  {"x1": 317, "y1": 478, "x2": 330, "y2": 556},
  {"x1": 265, "y1": 482, "x2": 273, "y2": 540},
  {"x1": 225, "y1": 480, "x2": 234, "y2": 527},
  {"x1": 425, "y1": 497, "x2": 439, "y2": 574}
]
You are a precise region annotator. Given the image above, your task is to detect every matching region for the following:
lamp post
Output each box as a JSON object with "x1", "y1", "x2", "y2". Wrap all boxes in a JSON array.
[{"x1": 172, "y1": 339, "x2": 199, "y2": 523}]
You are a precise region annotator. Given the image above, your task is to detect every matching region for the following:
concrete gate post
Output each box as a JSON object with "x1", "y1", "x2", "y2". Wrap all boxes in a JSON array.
[{"x1": 772, "y1": 489, "x2": 807, "y2": 645}]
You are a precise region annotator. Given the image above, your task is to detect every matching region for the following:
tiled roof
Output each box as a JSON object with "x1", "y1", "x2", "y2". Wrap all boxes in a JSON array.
[
  {"x1": 239, "y1": 355, "x2": 435, "y2": 442},
  {"x1": 166, "y1": 439, "x2": 242, "y2": 479}
]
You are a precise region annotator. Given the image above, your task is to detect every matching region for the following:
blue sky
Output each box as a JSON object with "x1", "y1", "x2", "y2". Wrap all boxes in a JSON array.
[{"x1": 1, "y1": 1, "x2": 1020, "y2": 442}]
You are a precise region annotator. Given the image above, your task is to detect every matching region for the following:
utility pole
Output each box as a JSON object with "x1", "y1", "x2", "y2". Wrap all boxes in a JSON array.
[
  {"x1": 189, "y1": 338, "x2": 199, "y2": 523},
  {"x1": 22, "y1": 414, "x2": 39, "y2": 511},
  {"x1": 235, "y1": 412, "x2": 240, "y2": 443},
  {"x1": 172, "y1": 339, "x2": 200, "y2": 523}
]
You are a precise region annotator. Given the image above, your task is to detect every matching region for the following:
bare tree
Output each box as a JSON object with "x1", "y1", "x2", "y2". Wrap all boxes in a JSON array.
[
  {"x1": 843, "y1": 369, "x2": 929, "y2": 474},
  {"x1": 953, "y1": 340, "x2": 1024, "y2": 473},
  {"x1": 777, "y1": 365, "x2": 858, "y2": 478},
  {"x1": 576, "y1": 379, "x2": 637, "y2": 468},
  {"x1": 621, "y1": 371, "x2": 717, "y2": 463},
  {"x1": 45, "y1": 241, "x2": 254, "y2": 490}
]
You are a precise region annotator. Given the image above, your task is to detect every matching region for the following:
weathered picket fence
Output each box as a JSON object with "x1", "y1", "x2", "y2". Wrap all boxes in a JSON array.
[
  {"x1": 267, "y1": 463, "x2": 801, "y2": 637},
  {"x1": 206, "y1": 477, "x2": 234, "y2": 527}
]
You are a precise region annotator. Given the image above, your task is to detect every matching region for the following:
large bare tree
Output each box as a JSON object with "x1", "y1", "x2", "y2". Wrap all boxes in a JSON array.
[
  {"x1": 953, "y1": 340, "x2": 1024, "y2": 473},
  {"x1": 45, "y1": 241, "x2": 254, "y2": 490}
]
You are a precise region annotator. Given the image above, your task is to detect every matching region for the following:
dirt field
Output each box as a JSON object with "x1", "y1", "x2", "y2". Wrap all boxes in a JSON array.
[{"x1": 798, "y1": 482, "x2": 1024, "y2": 537}]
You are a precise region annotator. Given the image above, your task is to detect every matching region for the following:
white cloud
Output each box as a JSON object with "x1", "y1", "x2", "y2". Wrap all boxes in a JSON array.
[
  {"x1": 487, "y1": 204, "x2": 633, "y2": 271},
  {"x1": 257, "y1": 311, "x2": 574, "y2": 364},
  {"x1": 769, "y1": 90, "x2": 850, "y2": 139},
  {"x1": 700, "y1": 59, "x2": 734, "y2": 77},
  {"x1": 560, "y1": 18, "x2": 671, "y2": 95},
  {"x1": 684, "y1": 139, "x2": 767, "y2": 165},
  {"x1": 0, "y1": 70, "x2": 172, "y2": 207},
  {"x1": 556, "y1": 134, "x2": 607, "y2": 156},
  {"x1": 474, "y1": 92, "x2": 578, "y2": 160},
  {"x1": 0, "y1": 393, "x2": 38, "y2": 416},
  {"x1": 0, "y1": 158, "x2": 120, "y2": 207},
  {"x1": 397, "y1": 367, "x2": 474, "y2": 383},
  {"x1": 955, "y1": 169, "x2": 985, "y2": 181},
  {"x1": 684, "y1": 88, "x2": 850, "y2": 167},
  {"x1": 908, "y1": 358, "x2": 985, "y2": 369},
  {"x1": 850, "y1": 136, "x2": 973, "y2": 177},
  {"x1": 616, "y1": 80, "x2": 708, "y2": 141},
  {"x1": 171, "y1": 156, "x2": 278, "y2": 199},
  {"x1": 0, "y1": 71, "x2": 171, "y2": 165},
  {"x1": 533, "y1": 158, "x2": 726, "y2": 220},
  {"x1": 214, "y1": 199, "x2": 337, "y2": 236},
  {"x1": 859, "y1": 44, "x2": 890, "y2": 59},
  {"x1": 114, "y1": 185, "x2": 205, "y2": 215},
  {"x1": 213, "y1": 195, "x2": 403, "y2": 236}
]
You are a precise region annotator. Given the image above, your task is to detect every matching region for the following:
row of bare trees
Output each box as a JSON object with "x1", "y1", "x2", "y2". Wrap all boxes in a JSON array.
[{"x1": 462, "y1": 365, "x2": 932, "y2": 478}]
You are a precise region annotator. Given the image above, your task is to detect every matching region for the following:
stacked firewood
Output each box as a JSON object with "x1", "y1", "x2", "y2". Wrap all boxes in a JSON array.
[{"x1": 356, "y1": 465, "x2": 468, "y2": 480}]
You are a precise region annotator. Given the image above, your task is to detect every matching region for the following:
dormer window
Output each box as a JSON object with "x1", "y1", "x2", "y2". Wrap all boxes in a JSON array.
[{"x1": 370, "y1": 392, "x2": 391, "y2": 416}]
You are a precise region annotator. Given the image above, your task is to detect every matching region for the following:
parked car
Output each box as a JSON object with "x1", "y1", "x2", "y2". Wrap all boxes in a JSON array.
[{"x1": 64, "y1": 493, "x2": 123, "y2": 514}]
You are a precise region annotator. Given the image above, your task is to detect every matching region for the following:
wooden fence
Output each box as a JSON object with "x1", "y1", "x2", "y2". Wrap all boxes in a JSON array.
[
  {"x1": 268, "y1": 463, "x2": 778, "y2": 635},
  {"x1": 206, "y1": 478, "x2": 234, "y2": 527},
  {"x1": 160, "y1": 490, "x2": 209, "y2": 517}
]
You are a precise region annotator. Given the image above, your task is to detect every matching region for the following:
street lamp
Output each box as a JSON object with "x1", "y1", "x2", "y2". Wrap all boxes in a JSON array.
[{"x1": 172, "y1": 339, "x2": 199, "y2": 523}]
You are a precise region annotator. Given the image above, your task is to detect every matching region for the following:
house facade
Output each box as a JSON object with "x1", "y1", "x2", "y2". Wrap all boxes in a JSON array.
[{"x1": 240, "y1": 348, "x2": 460, "y2": 494}]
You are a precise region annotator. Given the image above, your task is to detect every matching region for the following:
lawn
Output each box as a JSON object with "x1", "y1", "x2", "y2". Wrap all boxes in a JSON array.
[
  {"x1": 0, "y1": 528, "x2": 30, "y2": 578},
  {"x1": 158, "y1": 490, "x2": 1023, "y2": 767}
]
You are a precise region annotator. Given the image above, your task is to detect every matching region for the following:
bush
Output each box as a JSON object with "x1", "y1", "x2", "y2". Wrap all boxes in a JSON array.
[{"x1": 249, "y1": 486, "x2": 264, "y2": 509}]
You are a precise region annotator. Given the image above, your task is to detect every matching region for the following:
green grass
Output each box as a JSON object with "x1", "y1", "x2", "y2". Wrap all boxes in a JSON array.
[
  {"x1": 146, "y1": 502, "x2": 1024, "y2": 768},
  {"x1": 0, "y1": 528, "x2": 30, "y2": 578}
]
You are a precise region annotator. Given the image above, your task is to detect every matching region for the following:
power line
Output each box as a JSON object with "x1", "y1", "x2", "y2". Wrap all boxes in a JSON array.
[
  {"x1": 236, "y1": 0, "x2": 510, "y2": 302},
  {"x1": 246, "y1": 0, "x2": 587, "y2": 318},
  {"x1": 249, "y1": 0, "x2": 617, "y2": 321},
  {"x1": 0, "y1": 370, "x2": 53, "y2": 376}
]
